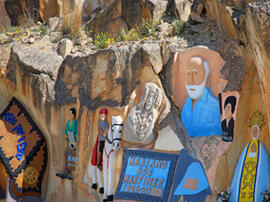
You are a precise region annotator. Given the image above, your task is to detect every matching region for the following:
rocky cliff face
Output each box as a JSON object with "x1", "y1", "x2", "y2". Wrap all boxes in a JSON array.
[
  {"x1": 203, "y1": 0, "x2": 270, "y2": 154},
  {"x1": 0, "y1": 0, "x2": 269, "y2": 201},
  {"x1": 202, "y1": 0, "x2": 270, "y2": 200}
]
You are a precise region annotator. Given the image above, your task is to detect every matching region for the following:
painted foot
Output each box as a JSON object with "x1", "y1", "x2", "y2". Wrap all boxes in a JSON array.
[
  {"x1": 56, "y1": 173, "x2": 73, "y2": 180},
  {"x1": 91, "y1": 183, "x2": 97, "y2": 189},
  {"x1": 99, "y1": 187, "x2": 104, "y2": 194},
  {"x1": 107, "y1": 195, "x2": 113, "y2": 201}
]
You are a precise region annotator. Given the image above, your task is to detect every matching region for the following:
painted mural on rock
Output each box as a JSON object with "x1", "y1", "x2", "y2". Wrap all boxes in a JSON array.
[
  {"x1": 172, "y1": 46, "x2": 237, "y2": 189},
  {"x1": 56, "y1": 107, "x2": 78, "y2": 180},
  {"x1": 169, "y1": 150, "x2": 212, "y2": 202},
  {"x1": 220, "y1": 92, "x2": 239, "y2": 142},
  {"x1": 0, "y1": 97, "x2": 47, "y2": 200},
  {"x1": 230, "y1": 111, "x2": 270, "y2": 202},
  {"x1": 173, "y1": 46, "x2": 226, "y2": 137},
  {"x1": 89, "y1": 108, "x2": 109, "y2": 194},
  {"x1": 83, "y1": 107, "x2": 125, "y2": 202},
  {"x1": 102, "y1": 115, "x2": 123, "y2": 201}
]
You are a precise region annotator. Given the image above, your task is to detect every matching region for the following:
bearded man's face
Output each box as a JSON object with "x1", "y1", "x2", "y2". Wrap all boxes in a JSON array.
[{"x1": 185, "y1": 57, "x2": 208, "y2": 101}]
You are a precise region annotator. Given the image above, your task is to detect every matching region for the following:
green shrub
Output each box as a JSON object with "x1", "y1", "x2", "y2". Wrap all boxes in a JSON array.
[
  {"x1": 119, "y1": 27, "x2": 140, "y2": 41},
  {"x1": 33, "y1": 26, "x2": 47, "y2": 35},
  {"x1": 93, "y1": 32, "x2": 115, "y2": 49},
  {"x1": 172, "y1": 20, "x2": 185, "y2": 36},
  {"x1": 139, "y1": 18, "x2": 160, "y2": 38}
]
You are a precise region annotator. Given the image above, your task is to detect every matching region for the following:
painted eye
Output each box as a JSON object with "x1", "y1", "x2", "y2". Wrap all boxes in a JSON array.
[
  {"x1": 119, "y1": 130, "x2": 122, "y2": 133},
  {"x1": 112, "y1": 129, "x2": 114, "y2": 132}
]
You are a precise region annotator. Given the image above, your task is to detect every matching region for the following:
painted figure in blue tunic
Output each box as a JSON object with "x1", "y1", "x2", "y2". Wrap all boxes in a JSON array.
[
  {"x1": 181, "y1": 56, "x2": 222, "y2": 137},
  {"x1": 56, "y1": 107, "x2": 78, "y2": 180}
]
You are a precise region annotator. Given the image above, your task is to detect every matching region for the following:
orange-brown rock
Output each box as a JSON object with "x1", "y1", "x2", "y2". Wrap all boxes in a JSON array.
[
  {"x1": 203, "y1": 0, "x2": 270, "y2": 140},
  {"x1": 203, "y1": 0, "x2": 239, "y2": 39},
  {"x1": 85, "y1": 0, "x2": 127, "y2": 34},
  {"x1": 86, "y1": 0, "x2": 167, "y2": 34},
  {"x1": 0, "y1": 38, "x2": 189, "y2": 200},
  {"x1": 39, "y1": 0, "x2": 60, "y2": 22},
  {"x1": 199, "y1": 0, "x2": 270, "y2": 200},
  {"x1": 4, "y1": 0, "x2": 25, "y2": 26},
  {"x1": 0, "y1": 0, "x2": 11, "y2": 32},
  {"x1": 81, "y1": 0, "x2": 100, "y2": 22}
]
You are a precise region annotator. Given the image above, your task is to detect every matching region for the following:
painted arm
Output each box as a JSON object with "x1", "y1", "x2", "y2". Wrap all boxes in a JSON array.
[{"x1": 64, "y1": 121, "x2": 68, "y2": 136}]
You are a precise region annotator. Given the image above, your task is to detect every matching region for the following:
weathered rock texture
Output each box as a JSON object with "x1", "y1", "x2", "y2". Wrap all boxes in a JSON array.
[
  {"x1": 0, "y1": 38, "x2": 185, "y2": 200},
  {"x1": 0, "y1": 0, "x2": 11, "y2": 32},
  {"x1": 0, "y1": 0, "x2": 269, "y2": 201},
  {"x1": 39, "y1": 0, "x2": 60, "y2": 21},
  {"x1": 0, "y1": 0, "x2": 59, "y2": 31},
  {"x1": 0, "y1": 16, "x2": 243, "y2": 199},
  {"x1": 174, "y1": 0, "x2": 193, "y2": 22},
  {"x1": 200, "y1": 0, "x2": 270, "y2": 200},
  {"x1": 85, "y1": 0, "x2": 168, "y2": 34}
]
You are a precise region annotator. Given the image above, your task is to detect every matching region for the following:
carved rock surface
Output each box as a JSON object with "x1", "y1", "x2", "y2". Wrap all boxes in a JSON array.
[
  {"x1": 191, "y1": 0, "x2": 204, "y2": 15},
  {"x1": 123, "y1": 82, "x2": 163, "y2": 145}
]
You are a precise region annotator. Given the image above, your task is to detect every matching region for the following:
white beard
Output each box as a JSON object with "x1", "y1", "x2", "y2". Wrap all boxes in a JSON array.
[{"x1": 185, "y1": 79, "x2": 206, "y2": 100}]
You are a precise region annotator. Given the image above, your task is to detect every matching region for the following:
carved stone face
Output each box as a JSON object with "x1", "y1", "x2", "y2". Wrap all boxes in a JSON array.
[{"x1": 123, "y1": 82, "x2": 163, "y2": 145}]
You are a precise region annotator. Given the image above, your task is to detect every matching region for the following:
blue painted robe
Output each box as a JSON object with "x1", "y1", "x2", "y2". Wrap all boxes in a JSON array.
[{"x1": 229, "y1": 140, "x2": 270, "y2": 202}]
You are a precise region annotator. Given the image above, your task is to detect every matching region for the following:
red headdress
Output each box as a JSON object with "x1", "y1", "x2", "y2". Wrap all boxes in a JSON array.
[{"x1": 99, "y1": 108, "x2": 108, "y2": 114}]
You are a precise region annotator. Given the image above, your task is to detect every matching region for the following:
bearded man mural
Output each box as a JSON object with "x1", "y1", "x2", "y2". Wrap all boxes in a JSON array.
[{"x1": 181, "y1": 56, "x2": 222, "y2": 137}]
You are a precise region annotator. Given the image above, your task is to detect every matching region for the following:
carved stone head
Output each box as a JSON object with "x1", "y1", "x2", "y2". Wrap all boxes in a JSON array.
[{"x1": 123, "y1": 82, "x2": 163, "y2": 145}]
